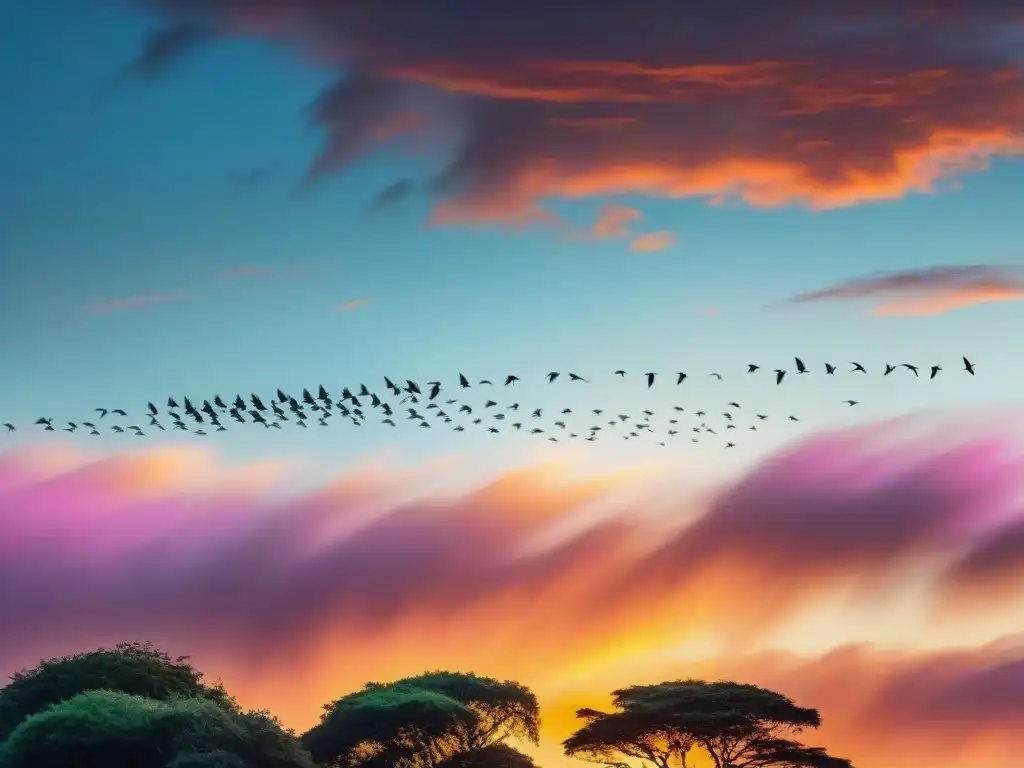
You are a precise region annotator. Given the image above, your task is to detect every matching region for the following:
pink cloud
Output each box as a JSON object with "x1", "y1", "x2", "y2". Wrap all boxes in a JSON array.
[{"x1": 629, "y1": 230, "x2": 677, "y2": 252}]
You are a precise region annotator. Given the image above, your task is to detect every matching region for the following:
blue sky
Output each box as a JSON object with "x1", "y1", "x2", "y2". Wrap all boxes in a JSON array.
[{"x1": 2, "y1": 0, "x2": 1023, "y2": 483}]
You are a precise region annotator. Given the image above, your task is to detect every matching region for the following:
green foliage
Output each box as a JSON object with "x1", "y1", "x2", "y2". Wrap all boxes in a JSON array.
[
  {"x1": 0, "y1": 690, "x2": 313, "y2": 768},
  {"x1": 564, "y1": 679, "x2": 853, "y2": 768},
  {"x1": 0, "y1": 641, "x2": 236, "y2": 741},
  {"x1": 304, "y1": 671, "x2": 540, "y2": 768}
]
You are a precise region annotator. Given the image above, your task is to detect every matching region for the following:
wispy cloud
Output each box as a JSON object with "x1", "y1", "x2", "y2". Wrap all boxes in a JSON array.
[
  {"x1": 128, "y1": 1, "x2": 1024, "y2": 228},
  {"x1": 577, "y1": 202, "x2": 644, "y2": 239},
  {"x1": 783, "y1": 265, "x2": 1024, "y2": 316},
  {"x1": 334, "y1": 298, "x2": 370, "y2": 312},
  {"x1": 85, "y1": 293, "x2": 183, "y2": 314},
  {"x1": 3, "y1": 414, "x2": 1024, "y2": 766},
  {"x1": 366, "y1": 179, "x2": 416, "y2": 213},
  {"x1": 629, "y1": 230, "x2": 677, "y2": 252}
]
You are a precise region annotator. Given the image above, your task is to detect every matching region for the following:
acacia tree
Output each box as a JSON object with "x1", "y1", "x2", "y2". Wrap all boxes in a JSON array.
[
  {"x1": 302, "y1": 671, "x2": 539, "y2": 768},
  {"x1": 0, "y1": 642, "x2": 236, "y2": 741},
  {"x1": 563, "y1": 680, "x2": 853, "y2": 768},
  {"x1": 0, "y1": 689, "x2": 314, "y2": 768}
]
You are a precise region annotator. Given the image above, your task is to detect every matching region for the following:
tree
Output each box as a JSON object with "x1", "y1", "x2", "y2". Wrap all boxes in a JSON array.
[
  {"x1": 0, "y1": 641, "x2": 236, "y2": 741},
  {"x1": 437, "y1": 743, "x2": 538, "y2": 768},
  {"x1": 303, "y1": 671, "x2": 540, "y2": 768},
  {"x1": 0, "y1": 689, "x2": 314, "y2": 768},
  {"x1": 563, "y1": 679, "x2": 853, "y2": 768}
]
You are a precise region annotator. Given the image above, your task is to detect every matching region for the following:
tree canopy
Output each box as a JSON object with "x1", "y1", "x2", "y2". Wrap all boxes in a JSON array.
[
  {"x1": 302, "y1": 671, "x2": 540, "y2": 768},
  {"x1": 0, "y1": 641, "x2": 236, "y2": 741},
  {"x1": 0, "y1": 689, "x2": 313, "y2": 768},
  {"x1": 563, "y1": 679, "x2": 852, "y2": 768}
]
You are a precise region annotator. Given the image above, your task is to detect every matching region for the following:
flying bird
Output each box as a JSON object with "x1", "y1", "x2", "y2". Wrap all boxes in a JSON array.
[
  {"x1": 963, "y1": 357, "x2": 975, "y2": 375},
  {"x1": 645, "y1": 373, "x2": 656, "y2": 388},
  {"x1": 505, "y1": 375, "x2": 519, "y2": 385},
  {"x1": 850, "y1": 363, "x2": 866, "y2": 373},
  {"x1": 794, "y1": 357, "x2": 808, "y2": 374},
  {"x1": 930, "y1": 365, "x2": 941, "y2": 379},
  {"x1": 676, "y1": 372, "x2": 687, "y2": 384},
  {"x1": 547, "y1": 372, "x2": 560, "y2": 383},
  {"x1": 774, "y1": 369, "x2": 785, "y2": 385},
  {"x1": 568, "y1": 373, "x2": 588, "y2": 382},
  {"x1": 747, "y1": 364, "x2": 759, "y2": 373},
  {"x1": 614, "y1": 370, "x2": 626, "y2": 377},
  {"x1": 901, "y1": 364, "x2": 919, "y2": 376}
]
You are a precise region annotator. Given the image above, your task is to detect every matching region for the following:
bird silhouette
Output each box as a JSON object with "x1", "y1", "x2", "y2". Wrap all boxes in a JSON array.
[
  {"x1": 547, "y1": 372, "x2": 560, "y2": 383},
  {"x1": 930, "y1": 365, "x2": 941, "y2": 379},
  {"x1": 645, "y1": 373, "x2": 656, "y2": 388},
  {"x1": 774, "y1": 369, "x2": 786, "y2": 385},
  {"x1": 851, "y1": 362, "x2": 867, "y2": 373},
  {"x1": 747, "y1": 364, "x2": 759, "y2": 373},
  {"x1": 794, "y1": 357, "x2": 808, "y2": 375},
  {"x1": 676, "y1": 372, "x2": 687, "y2": 384},
  {"x1": 963, "y1": 357, "x2": 975, "y2": 375},
  {"x1": 505, "y1": 375, "x2": 519, "y2": 385}
]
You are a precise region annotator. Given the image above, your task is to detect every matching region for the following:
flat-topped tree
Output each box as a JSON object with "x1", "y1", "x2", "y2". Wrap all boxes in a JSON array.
[
  {"x1": 302, "y1": 671, "x2": 539, "y2": 768},
  {"x1": 563, "y1": 679, "x2": 853, "y2": 768}
]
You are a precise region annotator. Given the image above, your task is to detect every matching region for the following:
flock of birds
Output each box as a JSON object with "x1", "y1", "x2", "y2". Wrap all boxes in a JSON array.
[{"x1": 2, "y1": 357, "x2": 978, "y2": 450}]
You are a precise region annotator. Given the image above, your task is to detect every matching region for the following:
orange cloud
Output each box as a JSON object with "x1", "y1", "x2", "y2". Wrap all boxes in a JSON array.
[
  {"x1": 86, "y1": 293, "x2": 183, "y2": 314},
  {"x1": 127, "y1": 2, "x2": 1024, "y2": 226},
  {"x1": 784, "y1": 264, "x2": 1024, "y2": 316},
  {"x1": 334, "y1": 298, "x2": 370, "y2": 312},
  {"x1": 3, "y1": 412, "x2": 1024, "y2": 768},
  {"x1": 629, "y1": 230, "x2": 677, "y2": 252},
  {"x1": 574, "y1": 202, "x2": 643, "y2": 240}
]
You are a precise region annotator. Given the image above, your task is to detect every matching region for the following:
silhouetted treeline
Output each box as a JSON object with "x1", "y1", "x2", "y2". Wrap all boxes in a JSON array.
[{"x1": 0, "y1": 642, "x2": 853, "y2": 768}]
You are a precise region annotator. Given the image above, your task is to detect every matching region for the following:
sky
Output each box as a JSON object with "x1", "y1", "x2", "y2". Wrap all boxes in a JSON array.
[{"x1": 1, "y1": 1, "x2": 1024, "y2": 766}]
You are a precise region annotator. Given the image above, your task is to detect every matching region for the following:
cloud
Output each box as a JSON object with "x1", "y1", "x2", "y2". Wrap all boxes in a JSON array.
[
  {"x1": 783, "y1": 264, "x2": 1024, "y2": 315},
  {"x1": 85, "y1": 293, "x2": 183, "y2": 314},
  {"x1": 126, "y1": 1, "x2": 1024, "y2": 227},
  {"x1": 366, "y1": 179, "x2": 416, "y2": 212},
  {"x1": 124, "y1": 22, "x2": 213, "y2": 80},
  {"x1": 579, "y1": 203, "x2": 643, "y2": 239},
  {"x1": 335, "y1": 298, "x2": 370, "y2": 312},
  {"x1": 4, "y1": 411, "x2": 1024, "y2": 768},
  {"x1": 629, "y1": 230, "x2": 676, "y2": 252}
]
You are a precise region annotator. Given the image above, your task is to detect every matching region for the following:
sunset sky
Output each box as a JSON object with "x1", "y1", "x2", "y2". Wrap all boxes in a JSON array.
[{"x1": 2, "y1": 2, "x2": 1024, "y2": 767}]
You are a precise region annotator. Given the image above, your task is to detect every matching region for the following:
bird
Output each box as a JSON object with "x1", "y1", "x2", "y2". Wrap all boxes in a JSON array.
[
  {"x1": 614, "y1": 370, "x2": 626, "y2": 377},
  {"x1": 963, "y1": 357, "x2": 975, "y2": 375},
  {"x1": 794, "y1": 357, "x2": 808, "y2": 375},
  {"x1": 824, "y1": 363, "x2": 836, "y2": 374},
  {"x1": 884, "y1": 364, "x2": 896, "y2": 376},
  {"x1": 747, "y1": 364, "x2": 759, "y2": 373},
  {"x1": 645, "y1": 372, "x2": 656, "y2": 387},
  {"x1": 902, "y1": 364, "x2": 919, "y2": 376},
  {"x1": 774, "y1": 369, "x2": 786, "y2": 385},
  {"x1": 568, "y1": 373, "x2": 588, "y2": 382},
  {"x1": 930, "y1": 365, "x2": 941, "y2": 379},
  {"x1": 3, "y1": 423, "x2": 14, "y2": 432},
  {"x1": 842, "y1": 400, "x2": 859, "y2": 406},
  {"x1": 676, "y1": 372, "x2": 687, "y2": 384},
  {"x1": 547, "y1": 372, "x2": 560, "y2": 383},
  {"x1": 851, "y1": 362, "x2": 867, "y2": 373},
  {"x1": 459, "y1": 373, "x2": 471, "y2": 388},
  {"x1": 709, "y1": 372, "x2": 723, "y2": 380},
  {"x1": 505, "y1": 375, "x2": 519, "y2": 385}
]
